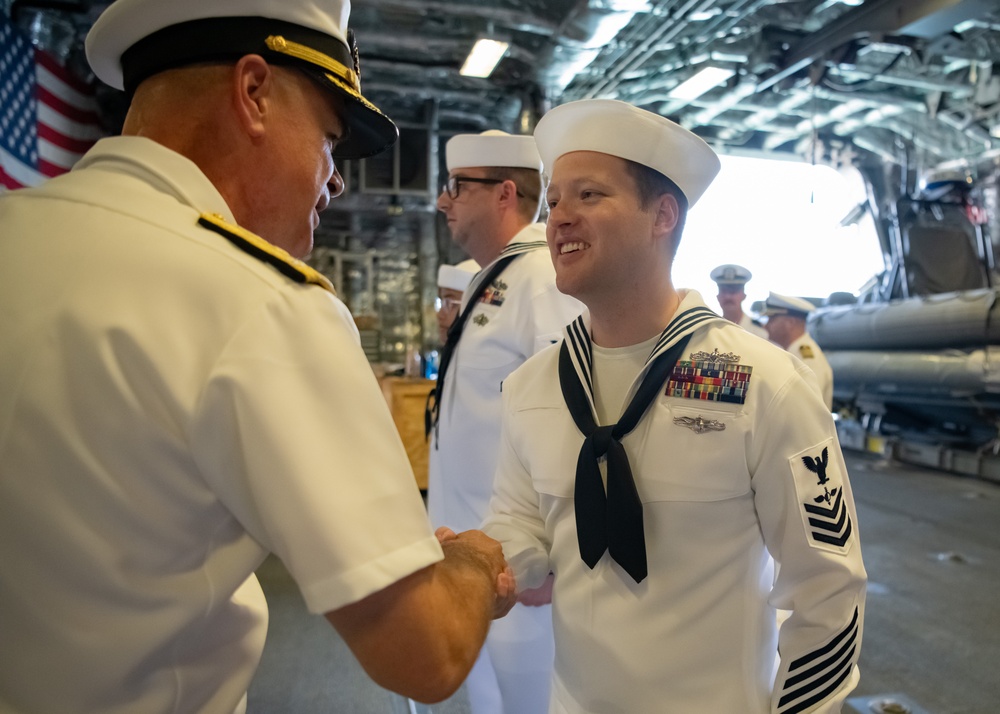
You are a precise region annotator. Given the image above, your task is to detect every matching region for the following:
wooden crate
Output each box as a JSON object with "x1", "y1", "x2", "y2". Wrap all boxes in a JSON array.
[{"x1": 379, "y1": 377, "x2": 435, "y2": 490}]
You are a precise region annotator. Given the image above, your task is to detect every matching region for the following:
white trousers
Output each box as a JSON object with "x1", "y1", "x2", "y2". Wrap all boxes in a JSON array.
[{"x1": 465, "y1": 602, "x2": 554, "y2": 714}]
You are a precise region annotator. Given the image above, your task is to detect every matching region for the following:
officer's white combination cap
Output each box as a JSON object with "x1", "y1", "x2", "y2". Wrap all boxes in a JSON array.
[
  {"x1": 85, "y1": 0, "x2": 397, "y2": 159},
  {"x1": 711, "y1": 264, "x2": 753, "y2": 285},
  {"x1": 764, "y1": 292, "x2": 816, "y2": 318},
  {"x1": 534, "y1": 99, "x2": 721, "y2": 207},
  {"x1": 446, "y1": 130, "x2": 542, "y2": 172},
  {"x1": 437, "y1": 259, "x2": 479, "y2": 291}
]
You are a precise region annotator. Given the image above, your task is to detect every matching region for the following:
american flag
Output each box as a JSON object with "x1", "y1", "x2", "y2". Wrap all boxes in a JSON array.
[{"x1": 1, "y1": 13, "x2": 103, "y2": 191}]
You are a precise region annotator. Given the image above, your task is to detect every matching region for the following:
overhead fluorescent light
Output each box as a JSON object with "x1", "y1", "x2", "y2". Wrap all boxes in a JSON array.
[
  {"x1": 460, "y1": 38, "x2": 509, "y2": 78},
  {"x1": 668, "y1": 66, "x2": 735, "y2": 101},
  {"x1": 688, "y1": 8, "x2": 721, "y2": 21}
]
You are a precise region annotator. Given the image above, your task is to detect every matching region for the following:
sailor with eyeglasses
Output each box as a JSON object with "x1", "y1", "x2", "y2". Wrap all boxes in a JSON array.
[{"x1": 429, "y1": 130, "x2": 583, "y2": 714}]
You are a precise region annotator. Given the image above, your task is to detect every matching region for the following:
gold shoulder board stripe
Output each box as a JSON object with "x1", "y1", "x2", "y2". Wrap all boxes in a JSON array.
[{"x1": 197, "y1": 213, "x2": 335, "y2": 295}]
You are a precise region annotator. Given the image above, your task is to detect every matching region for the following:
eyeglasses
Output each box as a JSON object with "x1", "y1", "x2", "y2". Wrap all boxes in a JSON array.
[
  {"x1": 441, "y1": 175, "x2": 524, "y2": 200},
  {"x1": 435, "y1": 296, "x2": 462, "y2": 312}
]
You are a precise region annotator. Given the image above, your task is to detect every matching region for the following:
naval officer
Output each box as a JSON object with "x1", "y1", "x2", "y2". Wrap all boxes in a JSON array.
[
  {"x1": 428, "y1": 130, "x2": 583, "y2": 714},
  {"x1": 482, "y1": 98, "x2": 866, "y2": 713},
  {"x1": 710, "y1": 263, "x2": 768, "y2": 338},
  {"x1": 0, "y1": 1, "x2": 514, "y2": 711},
  {"x1": 764, "y1": 292, "x2": 835, "y2": 410}
]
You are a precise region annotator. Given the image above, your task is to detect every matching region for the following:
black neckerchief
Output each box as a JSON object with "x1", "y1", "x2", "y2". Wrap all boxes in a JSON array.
[{"x1": 559, "y1": 306, "x2": 724, "y2": 582}]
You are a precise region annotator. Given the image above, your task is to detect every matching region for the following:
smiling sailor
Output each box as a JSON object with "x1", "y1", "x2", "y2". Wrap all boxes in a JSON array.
[{"x1": 481, "y1": 98, "x2": 867, "y2": 714}]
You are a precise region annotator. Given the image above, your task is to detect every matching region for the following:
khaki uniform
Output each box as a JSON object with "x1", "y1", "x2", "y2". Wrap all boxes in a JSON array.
[{"x1": 789, "y1": 332, "x2": 834, "y2": 409}]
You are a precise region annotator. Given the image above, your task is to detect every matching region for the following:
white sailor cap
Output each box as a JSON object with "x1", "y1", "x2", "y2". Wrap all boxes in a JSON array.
[
  {"x1": 446, "y1": 130, "x2": 542, "y2": 172},
  {"x1": 763, "y1": 292, "x2": 816, "y2": 319},
  {"x1": 710, "y1": 264, "x2": 753, "y2": 286},
  {"x1": 437, "y1": 259, "x2": 479, "y2": 292},
  {"x1": 84, "y1": 0, "x2": 397, "y2": 159},
  {"x1": 533, "y1": 99, "x2": 721, "y2": 207}
]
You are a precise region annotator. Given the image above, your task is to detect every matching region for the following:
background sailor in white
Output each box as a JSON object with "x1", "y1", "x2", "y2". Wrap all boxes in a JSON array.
[
  {"x1": 764, "y1": 291, "x2": 835, "y2": 410},
  {"x1": 429, "y1": 130, "x2": 583, "y2": 714},
  {"x1": 482, "y1": 98, "x2": 867, "y2": 714},
  {"x1": 711, "y1": 263, "x2": 769, "y2": 339},
  {"x1": 437, "y1": 259, "x2": 480, "y2": 343},
  {"x1": 0, "y1": 2, "x2": 514, "y2": 712}
]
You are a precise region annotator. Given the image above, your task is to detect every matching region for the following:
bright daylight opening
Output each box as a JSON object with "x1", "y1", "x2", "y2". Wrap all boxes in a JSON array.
[{"x1": 674, "y1": 154, "x2": 884, "y2": 313}]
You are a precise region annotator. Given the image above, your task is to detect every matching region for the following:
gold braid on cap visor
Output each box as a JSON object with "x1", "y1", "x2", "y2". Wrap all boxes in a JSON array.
[{"x1": 265, "y1": 34, "x2": 364, "y2": 101}]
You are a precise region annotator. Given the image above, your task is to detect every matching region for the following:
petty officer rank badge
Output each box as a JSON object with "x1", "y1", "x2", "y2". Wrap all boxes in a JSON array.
[
  {"x1": 789, "y1": 439, "x2": 854, "y2": 554},
  {"x1": 799, "y1": 344, "x2": 815, "y2": 359},
  {"x1": 665, "y1": 348, "x2": 752, "y2": 404}
]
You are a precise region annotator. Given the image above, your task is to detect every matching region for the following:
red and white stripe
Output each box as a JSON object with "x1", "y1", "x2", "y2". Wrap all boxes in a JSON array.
[
  {"x1": 0, "y1": 42, "x2": 103, "y2": 191},
  {"x1": 34, "y1": 50, "x2": 102, "y2": 176}
]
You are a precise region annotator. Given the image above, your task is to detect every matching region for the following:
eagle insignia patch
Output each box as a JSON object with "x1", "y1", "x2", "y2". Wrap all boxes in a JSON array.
[{"x1": 789, "y1": 440, "x2": 854, "y2": 554}]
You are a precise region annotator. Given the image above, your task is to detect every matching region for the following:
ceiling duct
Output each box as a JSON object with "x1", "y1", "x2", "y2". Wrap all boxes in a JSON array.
[
  {"x1": 898, "y1": 0, "x2": 996, "y2": 39},
  {"x1": 534, "y1": 0, "x2": 650, "y2": 98},
  {"x1": 580, "y1": 0, "x2": 731, "y2": 100},
  {"x1": 757, "y1": 0, "x2": 997, "y2": 93}
]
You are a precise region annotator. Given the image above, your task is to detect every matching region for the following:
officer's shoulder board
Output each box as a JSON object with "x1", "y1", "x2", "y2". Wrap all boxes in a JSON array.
[{"x1": 198, "y1": 212, "x2": 335, "y2": 295}]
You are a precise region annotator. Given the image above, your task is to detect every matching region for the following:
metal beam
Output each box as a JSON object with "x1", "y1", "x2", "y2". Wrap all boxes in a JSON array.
[{"x1": 756, "y1": 0, "x2": 988, "y2": 93}]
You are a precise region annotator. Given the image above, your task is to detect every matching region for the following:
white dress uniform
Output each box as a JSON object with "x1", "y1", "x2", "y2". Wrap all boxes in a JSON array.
[
  {"x1": 710, "y1": 264, "x2": 767, "y2": 339},
  {"x1": 428, "y1": 222, "x2": 582, "y2": 714},
  {"x1": 740, "y1": 312, "x2": 769, "y2": 339},
  {"x1": 429, "y1": 222, "x2": 582, "y2": 532},
  {"x1": 0, "y1": 137, "x2": 443, "y2": 714},
  {"x1": 788, "y1": 332, "x2": 834, "y2": 410},
  {"x1": 483, "y1": 289, "x2": 866, "y2": 714}
]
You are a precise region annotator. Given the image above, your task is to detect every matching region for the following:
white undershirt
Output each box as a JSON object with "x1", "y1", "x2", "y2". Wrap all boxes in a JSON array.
[{"x1": 591, "y1": 335, "x2": 660, "y2": 425}]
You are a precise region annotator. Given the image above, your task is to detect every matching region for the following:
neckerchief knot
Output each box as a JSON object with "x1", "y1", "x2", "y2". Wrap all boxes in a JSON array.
[{"x1": 559, "y1": 304, "x2": 725, "y2": 582}]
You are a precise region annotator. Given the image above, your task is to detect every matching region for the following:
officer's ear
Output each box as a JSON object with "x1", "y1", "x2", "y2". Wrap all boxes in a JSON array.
[{"x1": 231, "y1": 54, "x2": 273, "y2": 139}]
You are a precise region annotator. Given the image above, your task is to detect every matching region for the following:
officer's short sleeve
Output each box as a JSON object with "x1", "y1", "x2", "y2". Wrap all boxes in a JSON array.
[{"x1": 191, "y1": 288, "x2": 442, "y2": 614}]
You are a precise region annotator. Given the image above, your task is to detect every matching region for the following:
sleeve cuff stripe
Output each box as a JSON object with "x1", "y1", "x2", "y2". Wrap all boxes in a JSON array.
[
  {"x1": 777, "y1": 658, "x2": 854, "y2": 714},
  {"x1": 787, "y1": 606, "x2": 859, "y2": 670},
  {"x1": 775, "y1": 606, "x2": 861, "y2": 712},
  {"x1": 783, "y1": 628, "x2": 858, "y2": 689}
]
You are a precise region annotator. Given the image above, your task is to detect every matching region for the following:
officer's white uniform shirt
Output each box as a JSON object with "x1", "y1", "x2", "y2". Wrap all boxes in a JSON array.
[
  {"x1": 483, "y1": 289, "x2": 866, "y2": 714},
  {"x1": 740, "y1": 312, "x2": 769, "y2": 339},
  {"x1": 0, "y1": 136, "x2": 443, "y2": 714},
  {"x1": 427, "y1": 223, "x2": 582, "y2": 533},
  {"x1": 788, "y1": 332, "x2": 834, "y2": 410}
]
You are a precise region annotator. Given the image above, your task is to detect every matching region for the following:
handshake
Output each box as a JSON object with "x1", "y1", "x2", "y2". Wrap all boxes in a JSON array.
[
  {"x1": 434, "y1": 526, "x2": 553, "y2": 616},
  {"x1": 434, "y1": 526, "x2": 517, "y2": 618}
]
